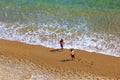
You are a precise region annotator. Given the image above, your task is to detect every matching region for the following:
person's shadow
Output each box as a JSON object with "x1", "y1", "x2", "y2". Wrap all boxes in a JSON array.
[
  {"x1": 50, "y1": 49, "x2": 61, "y2": 52},
  {"x1": 60, "y1": 59, "x2": 73, "y2": 62}
]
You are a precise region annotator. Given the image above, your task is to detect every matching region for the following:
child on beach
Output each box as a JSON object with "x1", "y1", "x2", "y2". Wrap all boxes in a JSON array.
[
  {"x1": 70, "y1": 49, "x2": 75, "y2": 60},
  {"x1": 59, "y1": 39, "x2": 64, "y2": 51}
]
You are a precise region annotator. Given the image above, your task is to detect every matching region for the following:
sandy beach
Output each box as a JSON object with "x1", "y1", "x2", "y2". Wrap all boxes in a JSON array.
[{"x1": 0, "y1": 39, "x2": 120, "y2": 80}]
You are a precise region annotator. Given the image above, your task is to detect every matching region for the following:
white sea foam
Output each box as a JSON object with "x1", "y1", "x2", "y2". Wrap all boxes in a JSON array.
[{"x1": 0, "y1": 22, "x2": 120, "y2": 57}]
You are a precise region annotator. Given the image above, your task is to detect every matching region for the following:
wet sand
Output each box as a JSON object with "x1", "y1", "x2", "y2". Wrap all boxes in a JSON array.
[{"x1": 0, "y1": 39, "x2": 120, "y2": 80}]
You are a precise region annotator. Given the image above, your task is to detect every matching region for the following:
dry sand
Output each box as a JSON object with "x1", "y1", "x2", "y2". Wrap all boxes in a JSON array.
[{"x1": 0, "y1": 39, "x2": 120, "y2": 80}]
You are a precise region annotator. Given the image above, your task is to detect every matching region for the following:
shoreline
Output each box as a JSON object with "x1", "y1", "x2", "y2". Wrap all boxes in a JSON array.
[{"x1": 0, "y1": 39, "x2": 120, "y2": 79}]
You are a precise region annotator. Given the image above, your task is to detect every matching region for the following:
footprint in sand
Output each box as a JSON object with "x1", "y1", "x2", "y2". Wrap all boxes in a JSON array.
[{"x1": 77, "y1": 59, "x2": 94, "y2": 67}]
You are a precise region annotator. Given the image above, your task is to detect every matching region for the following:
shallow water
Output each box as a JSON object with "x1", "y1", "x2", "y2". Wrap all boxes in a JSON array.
[{"x1": 0, "y1": 0, "x2": 120, "y2": 57}]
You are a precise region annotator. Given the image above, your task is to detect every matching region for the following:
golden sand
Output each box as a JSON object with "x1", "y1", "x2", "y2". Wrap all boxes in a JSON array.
[{"x1": 0, "y1": 39, "x2": 120, "y2": 80}]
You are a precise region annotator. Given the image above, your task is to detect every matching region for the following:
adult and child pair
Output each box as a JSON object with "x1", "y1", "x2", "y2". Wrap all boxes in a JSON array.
[{"x1": 59, "y1": 39, "x2": 75, "y2": 61}]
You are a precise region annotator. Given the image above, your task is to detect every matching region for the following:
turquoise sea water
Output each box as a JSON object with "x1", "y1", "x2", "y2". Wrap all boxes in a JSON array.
[{"x1": 0, "y1": 0, "x2": 120, "y2": 57}]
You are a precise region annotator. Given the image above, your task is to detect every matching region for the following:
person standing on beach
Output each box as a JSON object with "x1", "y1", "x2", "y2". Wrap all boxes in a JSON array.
[
  {"x1": 70, "y1": 49, "x2": 75, "y2": 60},
  {"x1": 59, "y1": 39, "x2": 64, "y2": 51}
]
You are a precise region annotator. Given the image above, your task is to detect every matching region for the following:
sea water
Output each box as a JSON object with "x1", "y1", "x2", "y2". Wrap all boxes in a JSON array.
[{"x1": 0, "y1": 0, "x2": 120, "y2": 57}]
